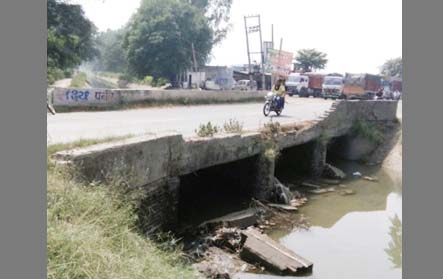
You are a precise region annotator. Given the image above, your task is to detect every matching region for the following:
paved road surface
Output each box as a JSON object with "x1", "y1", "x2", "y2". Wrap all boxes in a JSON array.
[{"x1": 47, "y1": 97, "x2": 334, "y2": 145}]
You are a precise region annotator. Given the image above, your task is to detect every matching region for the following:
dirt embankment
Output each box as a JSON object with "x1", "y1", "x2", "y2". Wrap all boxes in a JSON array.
[{"x1": 382, "y1": 102, "x2": 402, "y2": 184}]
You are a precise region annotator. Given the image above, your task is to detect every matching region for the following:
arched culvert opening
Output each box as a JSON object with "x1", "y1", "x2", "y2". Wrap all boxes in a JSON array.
[
  {"x1": 275, "y1": 141, "x2": 316, "y2": 183},
  {"x1": 178, "y1": 155, "x2": 259, "y2": 229},
  {"x1": 326, "y1": 135, "x2": 349, "y2": 163}
]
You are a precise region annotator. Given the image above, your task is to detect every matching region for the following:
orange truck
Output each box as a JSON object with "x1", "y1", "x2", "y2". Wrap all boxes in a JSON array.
[
  {"x1": 301, "y1": 73, "x2": 325, "y2": 98},
  {"x1": 342, "y1": 73, "x2": 382, "y2": 100}
]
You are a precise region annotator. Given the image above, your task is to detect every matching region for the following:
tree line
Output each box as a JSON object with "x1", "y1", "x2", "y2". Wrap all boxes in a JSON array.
[{"x1": 47, "y1": 0, "x2": 401, "y2": 85}]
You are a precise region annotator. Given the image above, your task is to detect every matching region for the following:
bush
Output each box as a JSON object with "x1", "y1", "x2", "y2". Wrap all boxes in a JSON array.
[
  {"x1": 118, "y1": 73, "x2": 134, "y2": 83},
  {"x1": 223, "y1": 119, "x2": 243, "y2": 133},
  {"x1": 195, "y1": 122, "x2": 220, "y2": 137},
  {"x1": 352, "y1": 118, "x2": 384, "y2": 144},
  {"x1": 70, "y1": 72, "x2": 88, "y2": 88},
  {"x1": 47, "y1": 67, "x2": 65, "y2": 85},
  {"x1": 143, "y1": 75, "x2": 154, "y2": 85},
  {"x1": 154, "y1": 77, "x2": 169, "y2": 87}
]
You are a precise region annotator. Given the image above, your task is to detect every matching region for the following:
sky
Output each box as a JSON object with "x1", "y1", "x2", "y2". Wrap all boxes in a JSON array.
[{"x1": 75, "y1": 0, "x2": 402, "y2": 74}]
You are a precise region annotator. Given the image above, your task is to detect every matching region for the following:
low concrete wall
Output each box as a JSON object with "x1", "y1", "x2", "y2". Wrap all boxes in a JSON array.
[{"x1": 51, "y1": 87, "x2": 266, "y2": 109}]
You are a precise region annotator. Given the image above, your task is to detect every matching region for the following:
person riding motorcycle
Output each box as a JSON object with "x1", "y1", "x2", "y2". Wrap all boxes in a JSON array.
[{"x1": 272, "y1": 78, "x2": 286, "y2": 109}]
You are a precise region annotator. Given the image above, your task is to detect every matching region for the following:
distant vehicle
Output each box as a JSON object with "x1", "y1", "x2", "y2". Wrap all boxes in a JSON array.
[
  {"x1": 322, "y1": 76, "x2": 344, "y2": 100},
  {"x1": 304, "y1": 73, "x2": 325, "y2": 98},
  {"x1": 235, "y1": 79, "x2": 257, "y2": 91},
  {"x1": 381, "y1": 77, "x2": 402, "y2": 100},
  {"x1": 204, "y1": 79, "x2": 221, "y2": 90},
  {"x1": 341, "y1": 73, "x2": 382, "y2": 100},
  {"x1": 286, "y1": 73, "x2": 309, "y2": 96}
]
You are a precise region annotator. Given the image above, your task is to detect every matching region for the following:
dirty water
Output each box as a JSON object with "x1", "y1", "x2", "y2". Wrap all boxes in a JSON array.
[{"x1": 235, "y1": 160, "x2": 402, "y2": 279}]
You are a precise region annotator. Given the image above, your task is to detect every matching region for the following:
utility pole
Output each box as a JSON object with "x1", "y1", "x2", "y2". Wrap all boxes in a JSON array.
[
  {"x1": 271, "y1": 24, "x2": 274, "y2": 46},
  {"x1": 244, "y1": 15, "x2": 266, "y2": 90},
  {"x1": 244, "y1": 16, "x2": 253, "y2": 90},
  {"x1": 191, "y1": 42, "x2": 200, "y2": 88},
  {"x1": 258, "y1": 15, "x2": 265, "y2": 90}
]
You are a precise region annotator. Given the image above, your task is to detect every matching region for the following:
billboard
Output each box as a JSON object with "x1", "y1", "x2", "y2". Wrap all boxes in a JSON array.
[{"x1": 264, "y1": 49, "x2": 293, "y2": 77}]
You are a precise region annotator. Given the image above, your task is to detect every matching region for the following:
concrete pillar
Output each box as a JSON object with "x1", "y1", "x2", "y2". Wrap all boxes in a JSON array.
[
  {"x1": 253, "y1": 153, "x2": 276, "y2": 201},
  {"x1": 311, "y1": 140, "x2": 328, "y2": 177},
  {"x1": 138, "y1": 176, "x2": 180, "y2": 234}
]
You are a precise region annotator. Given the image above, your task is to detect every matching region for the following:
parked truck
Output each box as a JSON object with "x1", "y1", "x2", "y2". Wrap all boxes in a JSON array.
[
  {"x1": 322, "y1": 75, "x2": 344, "y2": 100},
  {"x1": 381, "y1": 76, "x2": 402, "y2": 100},
  {"x1": 285, "y1": 72, "x2": 324, "y2": 97},
  {"x1": 302, "y1": 73, "x2": 325, "y2": 98},
  {"x1": 286, "y1": 73, "x2": 309, "y2": 96},
  {"x1": 341, "y1": 73, "x2": 382, "y2": 100}
]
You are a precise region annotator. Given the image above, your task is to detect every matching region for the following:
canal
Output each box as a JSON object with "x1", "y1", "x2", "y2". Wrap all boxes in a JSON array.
[{"x1": 235, "y1": 160, "x2": 402, "y2": 279}]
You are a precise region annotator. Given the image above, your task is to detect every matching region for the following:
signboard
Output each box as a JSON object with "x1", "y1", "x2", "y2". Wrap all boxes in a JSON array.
[{"x1": 264, "y1": 49, "x2": 293, "y2": 77}]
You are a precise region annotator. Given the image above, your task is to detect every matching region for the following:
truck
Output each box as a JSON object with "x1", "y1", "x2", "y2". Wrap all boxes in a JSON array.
[
  {"x1": 303, "y1": 73, "x2": 325, "y2": 98},
  {"x1": 381, "y1": 77, "x2": 402, "y2": 100},
  {"x1": 341, "y1": 73, "x2": 382, "y2": 100},
  {"x1": 285, "y1": 73, "x2": 309, "y2": 96},
  {"x1": 322, "y1": 75, "x2": 344, "y2": 100},
  {"x1": 285, "y1": 72, "x2": 324, "y2": 97}
]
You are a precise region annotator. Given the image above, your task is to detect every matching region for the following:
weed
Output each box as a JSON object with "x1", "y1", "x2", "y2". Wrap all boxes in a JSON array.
[
  {"x1": 195, "y1": 122, "x2": 220, "y2": 137},
  {"x1": 70, "y1": 72, "x2": 88, "y2": 88},
  {"x1": 223, "y1": 118, "x2": 243, "y2": 134},
  {"x1": 47, "y1": 137, "x2": 197, "y2": 279},
  {"x1": 352, "y1": 118, "x2": 384, "y2": 144}
]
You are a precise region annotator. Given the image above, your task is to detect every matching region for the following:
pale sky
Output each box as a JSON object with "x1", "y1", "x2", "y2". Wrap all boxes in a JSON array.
[{"x1": 75, "y1": 0, "x2": 402, "y2": 74}]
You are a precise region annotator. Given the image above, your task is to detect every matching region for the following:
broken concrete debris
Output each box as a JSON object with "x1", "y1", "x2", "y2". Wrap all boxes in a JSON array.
[
  {"x1": 323, "y1": 163, "x2": 347, "y2": 179},
  {"x1": 267, "y1": 203, "x2": 298, "y2": 211},
  {"x1": 199, "y1": 208, "x2": 259, "y2": 230},
  {"x1": 240, "y1": 228, "x2": 313, "y2": 276},
  {"x1": 363, "y1": 175, "x2": 378, "y2": 182},
  {"x1": 270, "y1": 178, "x2": 294, "y2": 205}
]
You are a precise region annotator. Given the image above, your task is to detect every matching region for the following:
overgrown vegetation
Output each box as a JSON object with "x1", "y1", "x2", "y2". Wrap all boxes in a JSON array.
[
  {"x1": 69, "y1": 72, "x2": 88, "y2": 88},
  {"x1": 223, "y1": 118, "x2": 243, "y2": 133},
  {"x1": 47, "y1": 138, "x2": 197, "y2": 279},
  {"x1": 260, "y1": 121, "x2": 283, "y2": 160},
  {"x1": 352, "y1": 118, "x2": 384, "y2": 144},
  {"x1": 195, "y1": 122, "x2": 220, "y2": 137}
]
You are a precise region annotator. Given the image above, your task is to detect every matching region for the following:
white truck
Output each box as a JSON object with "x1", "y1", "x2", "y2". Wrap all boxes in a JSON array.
[
  {"x1": 285, "y1": 73, "x2": 309, "y2": 96},
  {"x1": 322, "y1": 75, "x2": 344, "y2": 99}
]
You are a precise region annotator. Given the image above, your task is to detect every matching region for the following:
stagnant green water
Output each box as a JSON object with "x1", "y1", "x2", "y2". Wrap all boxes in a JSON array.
[{"x1": 236, "y1": 160, "x2": 402, "y2": 279}]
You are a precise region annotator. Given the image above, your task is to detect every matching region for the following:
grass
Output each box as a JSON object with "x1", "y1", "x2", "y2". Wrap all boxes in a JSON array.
[
  {"x1": 47, "y1": 137, "x2": 198, "y2": 279},
  {"x1": 70, "y1": 72, "x2": 88, "y2": 88}
]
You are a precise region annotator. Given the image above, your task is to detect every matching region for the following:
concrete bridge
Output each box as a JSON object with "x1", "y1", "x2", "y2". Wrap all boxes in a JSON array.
[{"x1": 54, "y1": 100, "x2": 399, "y2": 231}]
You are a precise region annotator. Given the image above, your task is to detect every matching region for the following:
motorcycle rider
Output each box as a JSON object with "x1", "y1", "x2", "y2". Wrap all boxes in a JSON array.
[{"x1": 272, "y1": 77, "x2": 286, "y2": 109}]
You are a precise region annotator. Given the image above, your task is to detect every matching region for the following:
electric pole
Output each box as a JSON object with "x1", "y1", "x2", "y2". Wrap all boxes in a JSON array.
[
  {"x1": 244, "y1": 15, "x2": 266, "y2": 90},
  {"x1": 244, "y1": 16, "x2": 253, "y2": 90}
]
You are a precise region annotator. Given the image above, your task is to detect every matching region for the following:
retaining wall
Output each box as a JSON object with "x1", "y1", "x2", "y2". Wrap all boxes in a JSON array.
[{"x1": 50, "y1": 87, "x2": 266, "y2": 108}]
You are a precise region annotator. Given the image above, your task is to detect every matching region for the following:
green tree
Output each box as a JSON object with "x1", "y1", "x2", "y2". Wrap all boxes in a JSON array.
[
  {"x1": 93, "y1": 29, "x2": 128, "y2": 73},
  {"x1": 123, "y1": 0, "x2": 213, "y2": 81},
  {"x1": 184, "y1": 0, "x2": 233, "y2": 44},
  {"x1": 380, "y1": 57, "x2": 402, "y2": 77},
  {"x1": 47, "y1": 0, "x2": 98, "y2": 84},
  {"x1": 294, "y1": 48, "x2": 328, "y2": 73}
]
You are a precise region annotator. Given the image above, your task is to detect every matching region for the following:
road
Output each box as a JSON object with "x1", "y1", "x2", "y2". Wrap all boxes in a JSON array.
[{"x1": 47, "y1": 97, "x2": 334, "y2": 145}]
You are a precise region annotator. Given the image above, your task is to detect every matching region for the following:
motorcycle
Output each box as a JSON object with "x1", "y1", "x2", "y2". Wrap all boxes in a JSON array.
[{"x1": 263, "y1": 92, "x2": 283, "y2": 116}]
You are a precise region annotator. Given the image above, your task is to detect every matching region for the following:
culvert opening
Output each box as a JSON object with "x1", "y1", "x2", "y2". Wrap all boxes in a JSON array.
[
  {"x1": 275, "y1": 141, "x2": 316, "y2": 183},
  {"x1": 326, "y1": 135, "x2": 349, "y2": 162},
  {"x1": 178, "y1": 155, "x2": 259, "y2": 228}
]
